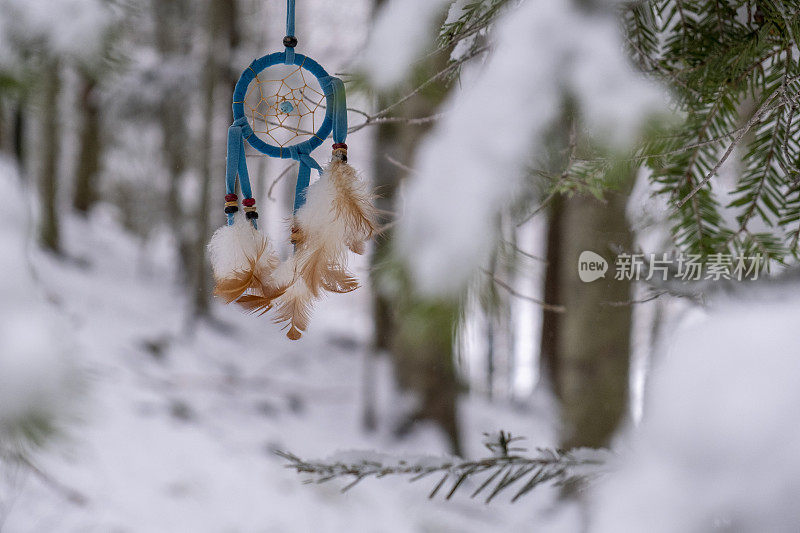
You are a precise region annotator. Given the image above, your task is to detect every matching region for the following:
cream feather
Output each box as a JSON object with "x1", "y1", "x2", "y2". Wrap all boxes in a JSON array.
[
  {"x1": 326, "y1": 159, "x2": 377, "y2": 250},
  {"x1": 207, "y1": 217, "x2": 284, "y2": 310},
  {"x1": 269, "y1": 257, "x2": 315, "y2": 340},
  {"x1": 293, "y1": 160, "x2": 377, "y2": 297}
]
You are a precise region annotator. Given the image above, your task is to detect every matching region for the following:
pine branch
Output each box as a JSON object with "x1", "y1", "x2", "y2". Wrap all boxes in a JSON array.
[
  {"x1": 277, "y1": 432, "x2": 610, "y2": 503},
  {"x1": 675, "y1": 86, "x2": 784, "y2": 211},
  {"x1": 622, "y1": 1, "x2": 800, "y2": 259}
]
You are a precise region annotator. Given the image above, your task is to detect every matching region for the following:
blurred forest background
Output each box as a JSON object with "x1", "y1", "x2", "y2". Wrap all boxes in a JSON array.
[{"x1": 1, "y1": 0, "x2": 800, "y2": 531}]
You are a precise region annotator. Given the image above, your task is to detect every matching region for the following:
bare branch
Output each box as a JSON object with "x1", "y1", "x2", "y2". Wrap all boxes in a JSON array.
[
  {"x1": 6, "y1": 452, "x2": 88, "y2": 507},
  {"x1": 384, "y1": 154, "x2": 417, "y2": 175},
  {"x1": 482, "y1": 269, "x2": 565, "y2": 313},
  {"x1": 267, "y1": 163, "x2": 297, "y2": 201}
]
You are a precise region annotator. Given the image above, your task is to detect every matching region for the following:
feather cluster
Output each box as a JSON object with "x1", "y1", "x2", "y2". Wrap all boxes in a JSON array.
[
  {"x1": 209, "y1": 159, "x2": 376, "y2": 340},
  {"x1": 208, "y1": 217, "x2": 285, "y2": 316},
  {"x1": 272, "y1": 159, "x2": 377, "y2": 339}
]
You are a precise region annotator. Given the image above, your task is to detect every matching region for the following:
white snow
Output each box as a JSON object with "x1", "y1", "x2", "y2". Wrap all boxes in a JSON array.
[
  {"x1": 396, "y1": 0, "x2": 667, "y2": 296},
  {"x1": 0, "y1": 0, "x2": 115, "y2": 63},
  {"x1": 359, "y1": 0, "x2": 451, "y2": 90},
  {"x1": 0, "y1": 165, "x2": 560, "y2": 530},
  {"x1": 0, "y1": 159, "x2": 79, "y2": 446},
  {"x1": 592, "y1": 287, "x2": 800, "y2": 532}
]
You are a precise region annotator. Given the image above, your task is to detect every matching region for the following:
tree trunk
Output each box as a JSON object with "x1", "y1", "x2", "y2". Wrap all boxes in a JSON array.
[
  {"x1": 13, "y1": 102, "x2": 25, "y2": 171},
  {"x1": 38, "y1": 57, "x2": 61, "y2": 254},
  {"x1": 391, "y1": 298, "x2": 462, "y2": 455},
  {"x1": 556, "y1": 188, "x2": 634, "y2": 449},
  {"x1": 72, "y1": 71, "x2": 101, "y2": 215},
  {"x1": 192, "y1": 0, "x2": 237, "y2": 319},
  {"x1": 362, "y1": 90, "x2": 404, "y2": 433},
  {"x1": 0, "y1": 97, "x2": 6, "y2": 153},
  {"x1": 539, "y1": 101, "x2": 634, "y2": 450},
  {"x1": 153, "y1": 0, "x2": 193, "y2": 285},
  {"x1": 539, "y1": 196, "x2": 564, "y2": 397},
  {"x1": 368, "y1": 0, "x2": 462, "y2": 454}
]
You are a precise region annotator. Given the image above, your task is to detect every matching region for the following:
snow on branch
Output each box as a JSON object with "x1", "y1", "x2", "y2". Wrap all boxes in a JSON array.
[{"x1": 277, "y1": 431, "x2": 612, "y2": 503}]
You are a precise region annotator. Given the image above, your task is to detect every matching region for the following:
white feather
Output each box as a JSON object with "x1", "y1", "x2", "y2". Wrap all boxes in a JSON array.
[
  {"x1": 207, "y1": 217, "x2": 269, "y2": 280},
  {"x1": 297, "y1": 171, "x2": 348, "y2": 248}
]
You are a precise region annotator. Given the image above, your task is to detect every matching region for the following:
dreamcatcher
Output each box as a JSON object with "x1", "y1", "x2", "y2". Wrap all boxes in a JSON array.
[{"x1": 208, "y1": 0, "x2": 376, "y2": 340}]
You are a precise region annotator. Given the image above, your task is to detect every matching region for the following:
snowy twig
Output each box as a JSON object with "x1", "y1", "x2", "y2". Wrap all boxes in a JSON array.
[
  {"x1": 383, "y1": 154, "x2": 417, "y2": 175},
  {"x1": 369, "y1": 45, "x2": 491, "y2": 121},
  {"x1": 674, "y1": 87, "x2": 786, "y2": 211},
  {"x1": 501, "y1": 239, "x2": 546, "y2": 263},
  {"x1": 482, "y1": 270, "x2": 565, "y2": 313},
  {"x1": 602, "y1": 289, "x2": 671, "y2": 307},
  {"x1": 515, "y1": 186, "x2": 560, "y2": 226},
  {"x1": 516, "y1": 122, "x2": 578, "y2": 226},
  {"x1": 277, "y1": 432, "x2": 610, "y2": 503},
  {"x1": 6, "y1": 452, "x2": 88, "y2": 507},
  {"x1": 348, "y1": 113, "x2": 445, "y2": 134},
  {"x1": 267, "y1": 163, "x2": 297, "y2": 201}
]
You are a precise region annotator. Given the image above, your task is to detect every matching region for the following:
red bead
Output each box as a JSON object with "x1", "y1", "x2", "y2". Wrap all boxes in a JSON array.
[
  {"x1": 242, "y1": 198, "x2": 256, "y2": 207},
  {"x1": 225, "y1": 193, "x2": 238, "y2": 202},
  {"x1": 332, "y1": 143, "x2": 347, "y2": 150}
]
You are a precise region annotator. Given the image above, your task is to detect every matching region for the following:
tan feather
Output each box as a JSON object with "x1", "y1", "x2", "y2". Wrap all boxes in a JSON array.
[
  {"x1": 320, "y1": 268, "x2": 359, "y2": 293},
  {"x1": 271, "y1": 281, "x2": 314, "y2": 340},
  {"x1": 348, "y1": 240, "x2": 366, "y2": 255},
  {"x1": 327, "y1": 160, "x2": 378, "y2": 247},
  {"x1": 295, "y1": 242, "x2": 339, "y2": 297},
  {"x1": 213, "y1": 268, "x2": 257, "y2": 303},
  {"x1": 258, "y1": 278, "x2": 289, "y2": 301},
  {"x1": 265, "y1": 159, "x2": 377, "y2": 339},
  {"x1": 212, "y1": 235, "x2": 285, "y2": 308},
  {"x1": 235, "y1": 294, "x2": 274, "y2": 316}
]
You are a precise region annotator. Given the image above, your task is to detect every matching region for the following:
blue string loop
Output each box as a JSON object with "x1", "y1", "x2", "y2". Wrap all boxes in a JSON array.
[
  {"x1": 286, "y1": 0, "x2": 295, "y2": 36},
  {"x1": 284, "y1": 0, "x2": 296, "y2": 64},
  {"x1": 319, "y1": 76, "x2": 347, "y2": 144},
  {"x1": 284, "y1": 47, "x2": 295, "y2": 65},
  {"x1": 286, "y1": 145, "x2": 322, "y2": 213},
  {"x1": 225, "y1": 118, "x2": 256, "y2": 228}
]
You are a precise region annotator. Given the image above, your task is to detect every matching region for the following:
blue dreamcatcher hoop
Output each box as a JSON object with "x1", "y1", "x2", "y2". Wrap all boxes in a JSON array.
[{"x1": 223, "y1": 0, "x2": 348, "y2": 226}]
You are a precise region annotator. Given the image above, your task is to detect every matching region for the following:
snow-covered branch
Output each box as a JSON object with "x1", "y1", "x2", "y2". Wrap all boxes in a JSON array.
[{"x1": 278, "y1": 432, "x2": 611, "y2": 503}]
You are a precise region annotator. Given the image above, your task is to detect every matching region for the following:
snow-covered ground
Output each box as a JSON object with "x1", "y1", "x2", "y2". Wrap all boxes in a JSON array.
[{"x1": 0, "y1": 195, "x2": 559, "y2": 532}]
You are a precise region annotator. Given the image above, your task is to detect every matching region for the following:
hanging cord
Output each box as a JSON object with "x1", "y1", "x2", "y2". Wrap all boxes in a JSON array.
[
  {"x1": 289, "y1": 75, "x2": 348, "y2": 212},
  {"x1": 224, "y1": 117, "x2": 259, "y2": 228},
  {"x1": 283, "y1": 0, "x2": 297, "y2": 65},
  {"x1": 327, "y1": 76, "x2": 349, "y2": 163}
]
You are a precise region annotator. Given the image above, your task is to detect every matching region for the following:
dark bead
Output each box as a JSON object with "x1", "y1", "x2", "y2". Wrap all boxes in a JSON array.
[
  {"x1": 224, "y1": 206, "x2": 239, "y2": 214},
  {"x1": 245, "y1": 211, "x2": 259, "y2": 220},
  {"x1": 283, "y1": 35, "x2": 298, "y2": 48}
]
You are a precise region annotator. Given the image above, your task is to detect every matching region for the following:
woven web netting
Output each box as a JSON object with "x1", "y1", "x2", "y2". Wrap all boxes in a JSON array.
[{"x1": 242, "y1": 61, "x2": 327, "y2": 149}]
